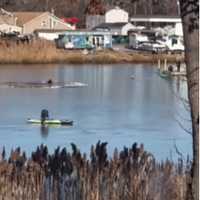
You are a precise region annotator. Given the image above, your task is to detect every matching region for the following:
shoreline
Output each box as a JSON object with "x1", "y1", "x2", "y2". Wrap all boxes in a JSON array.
[{"x1": 0, "y1": 40, "x2": 184, "y2": 65}]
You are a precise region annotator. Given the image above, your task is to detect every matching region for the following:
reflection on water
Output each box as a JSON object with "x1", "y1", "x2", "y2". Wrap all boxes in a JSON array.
[
  {"x1": 0, "y1": 64, "x2": 192, "y2": 160},
  {"x1": 40, "y1": 125, "x2": 49, "y2": 138}
]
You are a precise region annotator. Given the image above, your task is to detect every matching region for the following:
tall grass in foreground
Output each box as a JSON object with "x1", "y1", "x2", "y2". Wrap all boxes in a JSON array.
[
  {"x1": 0, "y1": 142, "x2": 190, "y2": 200},
  {"x1": 0, "y1": 39, "x2": 184, "y2": 64}
]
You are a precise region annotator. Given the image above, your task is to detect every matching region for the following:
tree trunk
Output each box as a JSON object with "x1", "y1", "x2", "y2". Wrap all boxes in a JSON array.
[{"x1": 180, "y1": 1, "x2": 199, "y2": 199}]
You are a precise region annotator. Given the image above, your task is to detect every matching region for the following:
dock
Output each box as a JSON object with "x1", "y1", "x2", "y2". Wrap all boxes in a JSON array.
[
  {"x1": 157, "y1": 58, "x2": 186, "y2": 77},
  {"x1": 170, "y1": 71, "x2": 186, "y2": 76}
]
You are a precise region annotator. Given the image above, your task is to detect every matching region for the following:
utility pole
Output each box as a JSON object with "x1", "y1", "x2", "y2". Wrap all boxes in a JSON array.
[{"x1": 177, "y1": 0, "x2": 180, "y2": 16}]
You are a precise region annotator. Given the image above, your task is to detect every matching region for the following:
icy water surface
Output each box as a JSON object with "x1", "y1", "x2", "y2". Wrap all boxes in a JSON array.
[{"x1": 0, "y1": 64, "x2": 192, "y2": 160}]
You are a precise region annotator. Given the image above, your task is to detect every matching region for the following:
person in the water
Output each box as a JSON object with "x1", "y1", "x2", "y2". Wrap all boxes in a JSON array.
[{"x1": 47, "y1": 79, "x2": 53, "y2": 85}]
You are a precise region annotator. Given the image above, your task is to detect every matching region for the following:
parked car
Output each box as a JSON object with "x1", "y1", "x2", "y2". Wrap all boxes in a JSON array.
[{"x1": 136, "y1": 41, "x2": 168, "y2": 53}]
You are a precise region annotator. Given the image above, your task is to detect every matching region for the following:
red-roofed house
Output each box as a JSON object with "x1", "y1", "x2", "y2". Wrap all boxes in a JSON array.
[{"x1": 62, "y1": 17, "x2": 79, "y2": 29}]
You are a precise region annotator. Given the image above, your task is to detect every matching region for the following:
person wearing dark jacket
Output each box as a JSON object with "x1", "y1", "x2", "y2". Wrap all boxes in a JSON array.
[{"x1": 41, "y1": 109, "x2": 49, "y2": 124}]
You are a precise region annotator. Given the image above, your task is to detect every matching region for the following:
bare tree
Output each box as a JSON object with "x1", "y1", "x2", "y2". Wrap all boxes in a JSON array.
[
  {"x1": 179, "y1": 0, "x2": 199, "y2": 199},
  {"x1": 85, "y1": 0, "x2": 106, "y2": 15}
]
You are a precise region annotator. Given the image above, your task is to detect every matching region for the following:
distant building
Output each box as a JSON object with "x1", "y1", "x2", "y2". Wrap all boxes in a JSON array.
[
  {"x1": 130, "y1": 15, "x2": 183, "y2": 36},
  {"x1": 105, "y1": 7, "x2": 128, "y2": 23},
  {"x1": 128, "y1": 33, "x2": 148, "y2": 49},
  {"x1": 128, "y1": 29, "x2": 157, "y2": 39},
  {"x1": 86, "y1": 6, "x2": 129, "y2": 30},
  {"x1": 0, "y1": 8, "x2": 21, "y2": 33},
  {"x1": 86, "y1": 15, "x2": 105, "y2": 30},
  {"x1": 93, "y1": 22, "x2": 135, "y2": 36},
  {"x1": 162, "y1": 35, "x2": 185, "y2": 51},
  {"x1": 128, "y1": 29, "x2": 156, "y2": 49},
  {"x1": 34, "y1": 29, "x2": 69, "y2": 41},
  {"x1": 174, "y1": 22, "x2": 183, "y2": 36},
  {"x1": 55, "y1": 30, "x2": 112, "y2": 49},
  {"x1": 0, "y1": 8, "x2": 16, "y2": 25},
  {"x1": 85, "y1": 0, "x2": 106, "y2": 30},
  {"x1": 14, "y1": 12, "x2": 74, "y2": 34}
]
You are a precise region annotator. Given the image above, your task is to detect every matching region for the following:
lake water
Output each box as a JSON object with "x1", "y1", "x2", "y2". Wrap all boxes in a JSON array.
[{"x1": 0, "y1": 64, "x2": 192, "y2": 160}]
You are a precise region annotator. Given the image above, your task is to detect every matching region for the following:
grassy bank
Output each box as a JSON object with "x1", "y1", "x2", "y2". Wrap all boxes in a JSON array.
[
  {"x1": 0, "y1": 142, "x2": 190, "y2": 200},
  {"x1": 0, "y1": 40, "x2": 184, "y2": 64}
]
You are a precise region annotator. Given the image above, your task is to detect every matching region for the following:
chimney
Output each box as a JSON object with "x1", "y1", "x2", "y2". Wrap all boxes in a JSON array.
[{"x1": 51, "y1": 8, "x2": 55, "y2": 15}]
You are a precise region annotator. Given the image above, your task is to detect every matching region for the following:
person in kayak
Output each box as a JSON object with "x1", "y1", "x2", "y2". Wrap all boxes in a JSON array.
[{"x1": 41, "y1": 109, "x2": 49, "y2": 124}]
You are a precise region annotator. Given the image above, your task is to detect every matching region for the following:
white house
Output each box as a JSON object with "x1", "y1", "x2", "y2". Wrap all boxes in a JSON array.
[
  {"x1": 129, "y1": 33, "x2": 148, "y2": 48},
  {"x1": 175, "y1": 22, "x2": 183, "y2": 36},
  {"x1": 0, "y1": 24, "x2": 22, "y2": 33},
  {"x1": 130, "y1": 15, "x2": 183, "y2": 36},
  {"x1": 164, "y1": 35, "x2": 184, "y2": 51},
  {"x1": 86, "y1": 7, "x2": 129, "y2": 30},
  {"x1": 93, "y1": 22, "x2": 135, "y2": 36},
  {"x1": 105, "y1": 7, "x2": 129, "y2": 23},
  {"x1": 0, "y1": 8, "x2": 22, "y2": 33},
  {"x1": 121, "y1": 23, "x2": 135, "y2": 36},
  {"x1": 34, "y1": 29, "x2": 67, "y2": 41}
]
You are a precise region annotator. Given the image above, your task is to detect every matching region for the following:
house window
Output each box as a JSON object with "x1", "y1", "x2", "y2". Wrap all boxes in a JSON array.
[
  {"x1": 41, "y1": 21, "x2": 47, "y2": 27},
  {"x1": 96, "y1": 37, "x2": 100, "y2": 46},
  {"x1": 172, "y1": 38, "x2": 177, "y2": 46},
  {"x1": 92, "y1": 37, "x2": 95, "y2": 45}
]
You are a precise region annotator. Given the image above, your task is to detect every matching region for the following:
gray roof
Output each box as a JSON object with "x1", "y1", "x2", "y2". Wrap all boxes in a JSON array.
[
  {"x1": 131, "y1": 15, "x2": 180, "y2": 19},
  {"x1": 128, "y1": 29, "x2": 157, "y2": 33},
  {"x1": 93, "y1": 22, "x2": 128, "y2": 30},
  {"x1": 130, "y1": 15, "x2": 181, "y2": 23},
  {"x1": 35, "y1": 29, "x2": 111, "y2": 36}
]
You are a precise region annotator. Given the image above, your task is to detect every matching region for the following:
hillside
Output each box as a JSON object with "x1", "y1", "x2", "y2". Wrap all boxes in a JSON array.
[{"x1": 0, "y1": 0, "x2": 179, "y2": 27}]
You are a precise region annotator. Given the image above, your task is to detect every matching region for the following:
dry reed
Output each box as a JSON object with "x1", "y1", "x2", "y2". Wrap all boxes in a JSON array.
[
  {"x1": 0, "y1": 142, "x2": 190, "y2": 200},
  {"x1": 0, "y1": 39, "x2": 184, "y2": 64}
]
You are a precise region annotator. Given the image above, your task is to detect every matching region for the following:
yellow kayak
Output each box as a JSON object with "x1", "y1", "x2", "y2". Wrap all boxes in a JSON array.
[{"x1": 27, "y1": 119, "x2": 73, "y2": 126}]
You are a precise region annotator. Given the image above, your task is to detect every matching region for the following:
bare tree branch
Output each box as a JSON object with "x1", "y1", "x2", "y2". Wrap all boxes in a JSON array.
[{"x1": 174, "y1": 118, "x2": 192, "y2": 135}]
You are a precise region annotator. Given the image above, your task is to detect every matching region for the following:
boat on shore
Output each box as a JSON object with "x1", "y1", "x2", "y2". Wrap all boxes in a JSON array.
[
  {"x1": 27, "y1": 118, "x2": 73, "y2": 126},
  {"x1": 158, "y1": 70, "x2": 170, "y2": 79}
]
